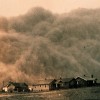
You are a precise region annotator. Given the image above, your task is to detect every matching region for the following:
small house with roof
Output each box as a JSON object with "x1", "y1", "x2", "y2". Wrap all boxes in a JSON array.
[
  {"x1": 32, "y1": 79, "x2": 56, "y2": 92},
  {"x1": 2, "y1": 82, "x2": 29, "y2": 92},
  {"x1": 55, "y1": 78, "x2": 77, "y2": 89},
  {"x1": 76, "y1": 76, "x2": 97, "y2": 87}
]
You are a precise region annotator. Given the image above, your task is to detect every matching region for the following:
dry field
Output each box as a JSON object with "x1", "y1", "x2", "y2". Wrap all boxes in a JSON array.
[{"x1": 0, "y1": 87, "x2": 100, "y2": 100}]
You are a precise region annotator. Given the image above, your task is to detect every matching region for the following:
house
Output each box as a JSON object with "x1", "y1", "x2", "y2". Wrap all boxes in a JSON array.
[
  {"x1": 75, "y1": 77, "x2": 87, "y2": 87},
  {"x1": 2, "y1": 82, "x2": 29, "y2": 92},
  {"x1": 76, "y1": 76, "x2": 97, "y2": 87},
  {"x1": 32, "y1": 79, "x2": 57, "y2": 92},
  {"x1": 55, "y1": 78, "x2": 77, "y2": 89}
]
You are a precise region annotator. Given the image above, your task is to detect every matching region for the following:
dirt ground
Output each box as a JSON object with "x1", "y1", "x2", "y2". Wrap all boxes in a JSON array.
[{"x1": 0, "y1": 87, "x2": 100, "y2": 100}]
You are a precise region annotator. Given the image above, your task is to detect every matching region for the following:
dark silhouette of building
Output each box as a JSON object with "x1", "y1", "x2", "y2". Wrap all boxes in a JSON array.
[
  {"x1": 3, "y1": 81, "x2": 29, "y2": 92},
  {"x1": 76, "y1": 76, "x2": 97, "y2": 87},
  {"x1": 55, "y1": 78, "x2": 77, "y2": 89}
]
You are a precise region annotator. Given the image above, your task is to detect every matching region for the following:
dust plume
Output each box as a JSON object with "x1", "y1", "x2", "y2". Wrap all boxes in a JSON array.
[{"x1": 0, "y1": 7, "x2": 100, "y2": 86}]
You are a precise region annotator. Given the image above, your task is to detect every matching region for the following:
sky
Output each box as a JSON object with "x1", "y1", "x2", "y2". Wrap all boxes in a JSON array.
[{"x1": 0, "y1": 0, "x2": 100, "y2": 17}]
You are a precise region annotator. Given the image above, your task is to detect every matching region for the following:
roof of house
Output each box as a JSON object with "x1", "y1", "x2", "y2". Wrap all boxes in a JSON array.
[
  {"x1": 56, "y1": 78, "x2": 75, "y2": 84},
  {"x1": 76, "y1": 77, "x2": 96, "y2": 81},
  {"x1": 7, "y1": 82, "x2": 28, "y2": 87},
  {"x1": 33, "y1": 79, "x2": 56, "y2": 85}
]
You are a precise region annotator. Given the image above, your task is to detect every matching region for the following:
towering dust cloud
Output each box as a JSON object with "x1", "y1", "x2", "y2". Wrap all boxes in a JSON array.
[{"x1": 0, "y1": 7, "x2": 100, "y2": 85}]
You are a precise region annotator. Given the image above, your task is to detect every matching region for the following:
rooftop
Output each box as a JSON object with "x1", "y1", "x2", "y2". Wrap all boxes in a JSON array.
[{"x1": 33, "y1": 79, "x2": 56, "y2": 85}]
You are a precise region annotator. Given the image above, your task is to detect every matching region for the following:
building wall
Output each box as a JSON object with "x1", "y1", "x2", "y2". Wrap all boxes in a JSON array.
[
  {"x1": 33, "y1": 84, "x2": 50, "y2": 92},
  {"x1": 49, "y1": 80, "x2": 57, "y2": 90},
  {"x1": 86, "y1": 80, "x2": 96, "y2": 86},
  {"x1": 69, "y1": 79, "x2": 77, "y2": 88}
]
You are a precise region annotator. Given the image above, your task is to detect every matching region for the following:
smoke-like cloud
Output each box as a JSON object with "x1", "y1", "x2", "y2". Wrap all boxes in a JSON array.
[{"x1": 0, "y1": 7, "x2": 100, "y2": 86}]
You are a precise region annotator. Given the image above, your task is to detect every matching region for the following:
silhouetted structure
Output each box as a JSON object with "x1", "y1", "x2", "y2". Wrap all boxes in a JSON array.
[
  {"x1": 3, "y1": 82, "x2": 29, "y2": 92},
  {"x1": 76, "y1": 76, "x2": 97, "y2": 87},
  {"x1": 2, "y1": 75, "x2": 98, "y2": 93},
  {"x1": 55, "y1": 78, "x2": 77, "y2": 89}
]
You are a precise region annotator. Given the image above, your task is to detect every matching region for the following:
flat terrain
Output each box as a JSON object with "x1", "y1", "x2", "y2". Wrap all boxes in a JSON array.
[{"x1": 0, "y1": 87, "x2": 100, "y2": 100}]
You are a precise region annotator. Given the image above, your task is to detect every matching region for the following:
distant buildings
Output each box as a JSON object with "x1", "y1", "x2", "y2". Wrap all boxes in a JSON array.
[
  {"x1": 2, "y1": 75, "x2": 98, "y2": 93},
  {"x1": 30, "y1": 76, "x2": 97, "y2": 92}
]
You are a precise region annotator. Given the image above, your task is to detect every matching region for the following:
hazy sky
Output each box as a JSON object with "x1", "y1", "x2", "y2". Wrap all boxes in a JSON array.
[{"x1": 0, "y1": 0, "x2": 100, "y2": 17}]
